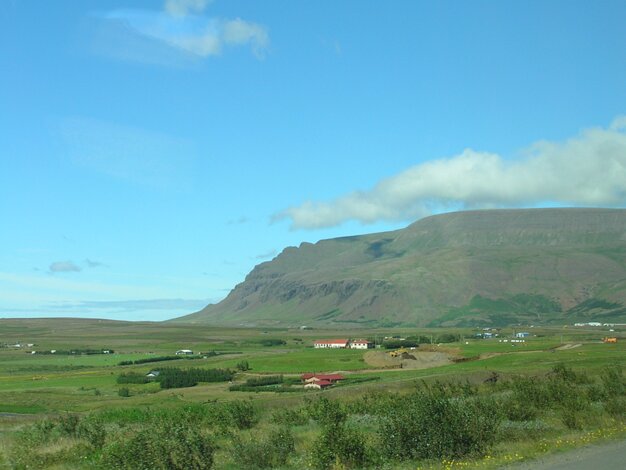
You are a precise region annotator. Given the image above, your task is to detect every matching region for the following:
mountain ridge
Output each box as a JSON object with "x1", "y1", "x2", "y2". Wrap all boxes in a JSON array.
[{"x1": 176, "y1": 208, "x2": 626, "y2": 327}]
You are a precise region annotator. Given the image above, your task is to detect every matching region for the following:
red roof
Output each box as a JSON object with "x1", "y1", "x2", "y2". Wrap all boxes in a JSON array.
[
  {"x1": 314, "y1": 339, "x2": 349, "y2": 345},
  {"x1": 316, "y1": 380, "x2": 333, "y2": 387},
  {"x1": 301, "y1": 373, "x2": 345, "y2": 381}
]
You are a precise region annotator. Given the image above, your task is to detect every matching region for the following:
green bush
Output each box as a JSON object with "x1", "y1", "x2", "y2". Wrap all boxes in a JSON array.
[
  {"x1": 77, "y1": 418, "x2": 107, "y2": 449},
  {"x1": 224, "y1": 400, "x2": 257, "y2": 430},
  {"x1": 601, "y1": 365, "x2": 626, "y2": 397},
  {"x1": 101, "y1": 422, "x2": 214, "y2": 470},
  {"x1": 117, "y1": 372, "x2": 151, "y2": 384},
  {"x1": 501, "y1": 395, "x2": 538, "y2": 421},
  {"x1": 497, "y1": 420, "x2": 553, "y2": 441},
  {"x1": 245, "y1": 375, "x2": 283, "y2": 387},
  {"x1": 604, "y1": 396, "x2": 626, "y2": 419},
  {"x1": 231, "y1": 426, "x2": 295, "y2": 469},
  {"x1": 271, "y1": 407, "x2": 309, "y2": 426},
  {"x1": 236, "y1": 360, "x2": 250, "y2": 371},
  {"x1": 378, "y1": 387, "x2": 501, "y2": 460},
  {"x1": 57, "y1": 413, "x2": 80, "y2": 437},
  {"x1": 118, "y1": 387, "x2": 130, "y2": 397}
]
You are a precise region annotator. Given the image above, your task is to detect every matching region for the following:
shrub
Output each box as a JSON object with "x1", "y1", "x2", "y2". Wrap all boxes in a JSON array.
[
  {"x1": 57, "y1": 413, "x2": 80, "y2": 437},
  {"x1": 378, "y1": 388, "x2": 501, "y2": 460},
  {"x1": 236, "y1": 360, "x2": 250, "y2": 371},
  {"x1": 118, "y1": 387, "x2": 130, "y2": 397},
  {"x1": 501, "y1": 395, "x2": 538, "y2": 421},
  {"x1": 604, "y1": 396, "x2": 626, "y2": 419},
  {"x1": 224, "y1": 400, "x2": 258, "y2": 430},
  {"x1": 77, "y1": 419, "x2": 107, "y2": 449},
  {"x1": 601, "y1": 365, "x2": 626, "y2": 397},
  {"x1": 101, "y1": 422, "x2": 214, "y2": 470},
  {"x1": 313, "y1": 422, "x2": 370, "y2": 469},
  {"x1": 117, "y1": 372, "x2": 151, "y2": 384},
  {"x1": 245, "y1": 375, "x2": 283, "y2": 387},
  {"x1": 497, "y1": 420, "x2": 553, "y2": 441},
  {"x1": 231, "y1": 426, "x2": 295, "y2": 469},
  {"x1": 306, "y1": 396, "x2": 347, "y2": 427},
  {"x1": 271, "y1": 407, "x2": 309, "y2": 426},
  {"x1": 16, "y1": 419, "x2": 56, "y2": 446}
]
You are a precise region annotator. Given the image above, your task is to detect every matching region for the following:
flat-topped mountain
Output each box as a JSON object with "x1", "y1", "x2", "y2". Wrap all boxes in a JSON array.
[{"x1": 177, "y1": 208, "x2": 626, "y2": 327}]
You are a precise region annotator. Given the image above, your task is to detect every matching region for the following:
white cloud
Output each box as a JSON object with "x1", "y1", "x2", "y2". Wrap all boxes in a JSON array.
[
  {"x1": 165, "y1": 0, "x2": 211, "y2": 17},
  {"x1": 49, "y1": 261, "x2": 81, "y2": 273},
  {"x1": 85, "y1": 259, "x2": 107, "y2": 268},
  {"x1": 223, "y1": 18, "x2": 269, "y2": 59},
  {"x1": 92, "y1": 4, "x2": 269, "y2": 63},
  {"x1": 276, "y1": 117, "x2": 626, "y2": 229}
]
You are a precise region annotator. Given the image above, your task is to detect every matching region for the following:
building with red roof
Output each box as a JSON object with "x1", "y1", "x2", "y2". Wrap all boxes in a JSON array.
[
  {"x1": 301, "y1": 373, "x2": 345, "y2": 384},
  {"x1": 349, "y1": 339, "x2": 373, "y2": 349},
  {"x1": 313, "y1": 339, "x2": 349, "y2": 349}
]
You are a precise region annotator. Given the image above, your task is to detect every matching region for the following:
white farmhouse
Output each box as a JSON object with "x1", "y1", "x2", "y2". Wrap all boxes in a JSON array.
[{"x1": 349, "y1": 339, "x2": 373, "y2": 349}]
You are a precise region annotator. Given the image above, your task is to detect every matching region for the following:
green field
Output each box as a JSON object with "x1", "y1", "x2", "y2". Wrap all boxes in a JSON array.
[{"x1": 1, "y1": 318, "x2": 625, "y2": 469}]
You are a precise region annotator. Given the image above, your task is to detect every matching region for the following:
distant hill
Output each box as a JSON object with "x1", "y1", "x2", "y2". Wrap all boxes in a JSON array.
[{"x1": 176, "y1": 208, "x2": 626, "y2": 327}]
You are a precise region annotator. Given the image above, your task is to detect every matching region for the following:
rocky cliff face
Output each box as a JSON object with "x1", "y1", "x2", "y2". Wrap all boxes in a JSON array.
[{"x1": 177, "y1": 208, "x2": 626, "y2": 327}]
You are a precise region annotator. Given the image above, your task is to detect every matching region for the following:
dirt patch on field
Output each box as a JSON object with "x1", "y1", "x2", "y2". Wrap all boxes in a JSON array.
[
  {"x1": 554, "y1": 343, "x2": 583, "y2": 351},
  {"x1": 364, "y1": 350, "x2": 455, "y2": 370}
]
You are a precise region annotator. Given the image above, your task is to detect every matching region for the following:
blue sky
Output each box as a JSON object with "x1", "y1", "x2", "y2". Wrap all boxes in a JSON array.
[{"x1": 1, "y1": 0, "x2": 625, "y2": 321}]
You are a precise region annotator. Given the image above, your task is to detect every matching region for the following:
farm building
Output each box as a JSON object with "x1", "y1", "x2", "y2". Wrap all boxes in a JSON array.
[
  {"x1": 514, "y1": 332, "x2": 530, "y2": 338},
  {"x1": 175, "y1": 349, "x2": 193, "y2": 355},
  {"x1": 313, "y1": 339, "x2": 349, "y2": 349},
  {"x1": 301, "y1": 373, "x2": 345, "y2": 384},
  {"x1": 304, "y1": 380, "x2": 334, "y2": 390},
  {"x1": 349, "y1": 339, "x2": 373, "y2": 349},
  {"x1": 146, "y1": 370, "x2": 160, "y2": 378}
]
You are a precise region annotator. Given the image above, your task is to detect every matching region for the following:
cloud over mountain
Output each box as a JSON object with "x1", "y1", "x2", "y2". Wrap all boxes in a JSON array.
[{"x1": 277, "y1": 117, "x2": 626, "y2": 229}]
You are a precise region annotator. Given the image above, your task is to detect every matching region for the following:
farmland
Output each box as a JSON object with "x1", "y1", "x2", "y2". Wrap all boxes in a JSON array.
[{"x1": 1, "y1": 318, "x2": 626, "y2": 468}]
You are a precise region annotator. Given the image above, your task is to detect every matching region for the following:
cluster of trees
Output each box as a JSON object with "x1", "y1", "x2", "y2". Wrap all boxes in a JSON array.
[
  {"x1": 257, "y1": 339, "x2": 287, "y2": 347},
  {"x1": 379, "y1": 333, "x2": 463, "y2": 349},
  {"x1": 118, "y1": 352, "x2": 217, "y2": 366},
  {"x1": 229, "y1": 375, "x2": 287, "y2": 392},
  {"x1": 116, "y1": 367, "x2": 234, "y2": 390},
  {"x1": 116, "y1": 372, "x2": 150, "y2": 384},
  {"x1": 382, "y1": 339, "x2": 419, "y2": 349},
  {"x1": 33, "y1": 348, "x2": 114, "y2": 355},
  {"x1": 158, "y1": 368, "x2": 234, "y2": 389}
]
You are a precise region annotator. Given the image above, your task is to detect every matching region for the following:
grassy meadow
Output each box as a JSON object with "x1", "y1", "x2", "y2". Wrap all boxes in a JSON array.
[{"x1": 1, "y1": 318, "x2": 626, "y2": 469}]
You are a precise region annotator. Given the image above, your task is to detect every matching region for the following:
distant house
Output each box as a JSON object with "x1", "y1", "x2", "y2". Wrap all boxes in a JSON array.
[
  {"x1": 146, "y1": 370, "x2": 161, "y2": 378},
  {"x1": 313, "y1": 339, "x2": 349, "y2": 349},
  {"x1": 175, "y1": 349, "x2": 193, "y2": 355},
  {"x1": 301, "y1": 373, "x2": 345, "y2": 384},
  {"x1": 515, "y1": 332, "x2": 530, "y2": 338},
  {"x1": 349, "y1": 339, "x2": 373, "y2": 349},
  {"x1": 304, "y1": 380, "x2": 334, "y2": 390}
]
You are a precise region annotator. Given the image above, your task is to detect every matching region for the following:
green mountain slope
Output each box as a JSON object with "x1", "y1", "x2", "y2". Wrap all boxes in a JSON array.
[{"x1": 176, "y1": 208, "x2": 626, "y2": 327}]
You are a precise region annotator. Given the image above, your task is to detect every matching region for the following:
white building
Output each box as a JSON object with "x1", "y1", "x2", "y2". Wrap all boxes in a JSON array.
[{"x1": 349, "y1": 339, "x2": 373, "y2": 349}]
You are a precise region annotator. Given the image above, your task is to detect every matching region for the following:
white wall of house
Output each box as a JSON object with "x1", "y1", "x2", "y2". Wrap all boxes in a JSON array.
[{"x1": 314, "y1": 342, "x2": 346, "y2": 349}]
